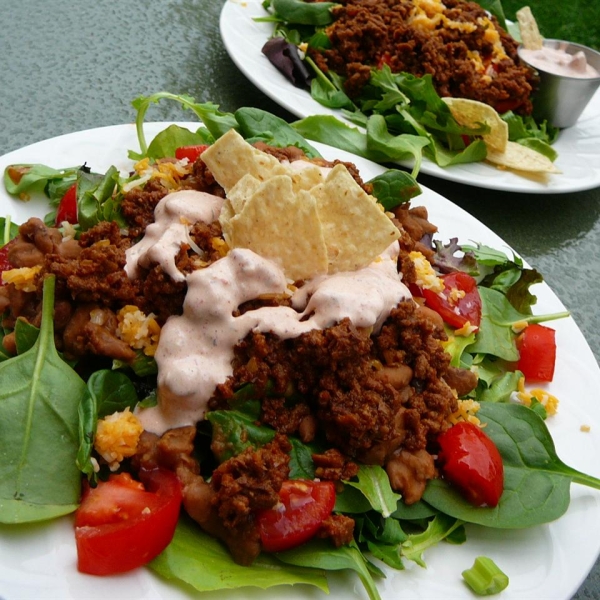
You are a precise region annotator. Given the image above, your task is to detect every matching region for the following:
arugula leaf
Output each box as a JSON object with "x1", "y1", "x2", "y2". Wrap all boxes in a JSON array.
[
  {"x1": 305, "y1": 56, "x2": 355, "y2": 109},
  {"x1": 276, "y1": 539, "x2": 382, "y2": 600},
  {"x1": 14, "y1": 318, "x2": 40, "y2": 354},
  {"x1": 149, "y1": 516, "x2": 329, "y2": 592},
  {"x1": 345, "y1": 465, "x2": 401, "y2": 518},
  {"x1": 131, "y1": 92, "x2": 239, "y2": 157},
  {"x1": 1, "y1": 216, "x2": 19, "y2": 244},
  {"x1": 0, "y1": 275, "x2": 86, "y2": 523},
  {"x1": 3, "y1": 164, "x2": 79, "y2": 199},
  {"x1": 401, "y1": 513, "x2": 464, "y2": 567},
  {"x1": 77, "y1": 166, "x2": 126, "y2": 231}
]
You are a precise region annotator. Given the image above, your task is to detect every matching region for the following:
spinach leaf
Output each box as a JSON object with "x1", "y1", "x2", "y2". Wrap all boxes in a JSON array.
[
  {"x1": 292, "y1": 114, "x2": 388, "y2": 161},
  {"x1": 271, "y1": 0, "x2": 338, "y2": 26},
  {"x1": 88, "y1": 369, "x2": 139, "y2": 418},
  {"x1": 76, "y1": 370, "x2": 141, "y2": 481},
  {"x1": 0, "y1": 275, "x2": 86, "y2": 523},
  {"x1": 367, "y1": 169, "x2": 422, "y2": 210},
  {"x1": 149, "y1": 516, "x2": 329, "y2": 592},
  {"x1": 423, "y1": 403, "x2": 600, "y2": 529},
  {"x1": 113, "y1": 349, "x2": 158, "y2": 377},
  {"x1": 234, "y1": 107, "x2": 321, "y2": 157},
  {"x1": 276, "y1": 539, "x2": 382, "y2": 600},
  {"x1": 467, "y1": 287, "x2": 569, "y2": 361},
  {"x1": 145, "y1": 123, "x2": 212, "y2": 160},
  {"x1": 345, "y1": 464, "x2": 401, "y2": 518}
]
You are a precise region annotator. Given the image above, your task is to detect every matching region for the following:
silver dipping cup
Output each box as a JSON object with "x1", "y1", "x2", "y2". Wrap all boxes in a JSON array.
[{"x1": 518, "y1": 39, "x2": 600, "y2": 128}]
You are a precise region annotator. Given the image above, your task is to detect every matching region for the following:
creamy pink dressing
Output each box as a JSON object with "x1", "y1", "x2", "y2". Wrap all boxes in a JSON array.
[
  {"x1": 125, "y1": 190, "x2": 225, "y2": 282},
  {"x1": 127, "y1": 189, "x2": 411, "y2": 434},
  {"x1": 520, "y1": 44, "x2": 599, "y2": 78}
]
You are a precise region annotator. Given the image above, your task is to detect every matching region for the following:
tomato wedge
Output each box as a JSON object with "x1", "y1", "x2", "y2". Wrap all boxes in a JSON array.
[
  {"x1": 175, "y1": 144, "x2": 209, "y2": 163},
  {"x1": 421, "y1": 271, "x2": 482, "y2": 331},
  {"x1": 256, "y1": 480, "x2": 336, "y2": 553},
  {"x1": 75, "y1": 468, "x2": 182, "y2": 575},
  {"x1": 55, "y1": 182, "x2": 78, "y2": 225},
  {"x1": 437, "y1": 422, "x2": 504, "y2": 507},
  {"x1": 517, "y1": 323, "x2": 556, "y2": 382}
]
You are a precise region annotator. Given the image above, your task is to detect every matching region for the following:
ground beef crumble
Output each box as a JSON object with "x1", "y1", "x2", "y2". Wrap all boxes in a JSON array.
[{"x1": 308, "y1": 0, "x2": 537, "y2": 115}]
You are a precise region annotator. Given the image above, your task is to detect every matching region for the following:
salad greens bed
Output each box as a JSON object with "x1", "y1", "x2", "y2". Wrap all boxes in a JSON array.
[
  {"x1": 1, "y1": 93, "x2": 599, "y2": 599},
  {"x1": 256, "y1": 0, "x2": 559, "y2": 176}
]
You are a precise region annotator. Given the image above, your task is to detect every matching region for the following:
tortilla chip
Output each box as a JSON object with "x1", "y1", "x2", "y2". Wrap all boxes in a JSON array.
[
  {"x1": 230, "y1": 175, "x2": 328, "y2": 281},
  {"x1": 486, "y1": 141, "x2": 561, "y2": 173},
  {"x1": 201, "y1": 129, "x2": 288, "y2": 193},
  {"x1": 516, "y1": 6, "x2": 543, "y2": 51},
  {"x1": 228, "y1": 173, "x2": 262, "y2": 214},
  {"x1": 288, "y1": 162, "x2": 327, "y2": 191},
  {"x1": 312, "y1": 164, "x2": 401, "y2": 273},
  {"x1": 443, "y1": 97, "x2": 508, "y2": 153}
]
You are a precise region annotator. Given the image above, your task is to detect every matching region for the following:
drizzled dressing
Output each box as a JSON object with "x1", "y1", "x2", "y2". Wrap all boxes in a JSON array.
[{"x1": 126, "y1": 190, "x2": 411, "y2": 434}]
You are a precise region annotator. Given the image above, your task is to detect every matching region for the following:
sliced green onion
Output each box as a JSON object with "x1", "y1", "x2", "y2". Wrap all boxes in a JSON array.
[{"x1": 462, "y1": 556, "x2": 509, "y2": 595}]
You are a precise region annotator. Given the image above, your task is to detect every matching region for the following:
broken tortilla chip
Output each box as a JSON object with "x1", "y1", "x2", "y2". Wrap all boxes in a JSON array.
[
  {"x1": 516, "y1": 6, "x2": 544, "y2": 51},
  {"x1": 443, "y1": 97, "x2": 508, "y2": 153},
  {"x1": 229, "y1": 175, "x2": 328, "y2": 281},
  {"x1": 486, "y1": 141, "x2": 561, "y2": 173},
  {"x1": 201, "y1": 129, "x2": 288, "y2": 192},
  {"x1": 312, "y1": 164, "x2": 401, "y2": 273}
]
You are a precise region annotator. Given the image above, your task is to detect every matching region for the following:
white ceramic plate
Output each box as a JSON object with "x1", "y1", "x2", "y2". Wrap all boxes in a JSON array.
[
  {"x1": 220, "y1": 0, "x2": 600, "y2": 194},
  {"x1": 1, "y1": 123, "x2": 599, "y2": 600}
]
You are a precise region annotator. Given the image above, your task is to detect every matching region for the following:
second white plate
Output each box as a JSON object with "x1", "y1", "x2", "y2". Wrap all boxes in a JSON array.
[{"x1": 220, "y1": 0, "x2": 600, "y2": 194}]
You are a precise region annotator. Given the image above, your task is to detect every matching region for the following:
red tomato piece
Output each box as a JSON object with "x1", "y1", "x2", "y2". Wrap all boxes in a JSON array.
[
  {"x1": 75, "y1": 468, "x2": 182, "y2": 575},
  {"x1": 256, "y1": 479, "x2": 336, "y2": 553},
  {"x1": 376, "y1": 52, "x2": 392, "y2": 70},
  {"x1": 0, "y1": 239, "x2": 17, "y2": 284},
  {"x1": 174, "y1": 145, "x2": 209, "y2": 163},
  {"x1": 421, "y1": 271, "x2": 482, "y2": 331},
  {"x1": 437, "y1": 421, "x2": 504, "y2": 507},
  {"x1": 517, "y1": 323, "x2": 556, "y2": 382},
  {"x1": 55, "y1": 182, "x2": 78, "y2": 225}
]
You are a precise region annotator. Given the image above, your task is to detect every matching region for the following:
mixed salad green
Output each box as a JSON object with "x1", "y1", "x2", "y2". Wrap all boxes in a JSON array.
[
  {"x1": 256, "y1": 0, "x2": 559, "y2": 176},
  {"x1": 1, "y1": 94, "x2": 599, "y2": 599}
]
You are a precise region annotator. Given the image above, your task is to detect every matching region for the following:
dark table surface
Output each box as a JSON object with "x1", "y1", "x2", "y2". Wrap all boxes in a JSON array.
[{"x1": 1, "y1": 1, "x2": 598, "y2": 598}]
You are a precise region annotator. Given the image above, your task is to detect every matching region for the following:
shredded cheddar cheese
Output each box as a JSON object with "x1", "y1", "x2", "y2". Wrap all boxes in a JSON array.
[
  {"x1": 512, "y1": 376, "x2": 559, "y2": 416},
  {"x1": 409, "y1": 250, "x2": 444, "y2": 292},
  {"x1": 1, "y1": 265, "x2": 42, "y2": 292},
  {"x1": 116, "y1": 305, "x2": 161, "y2": 356},
  {"x1": 94, "y1": 408, "x2": 144, "y2": 471},
  {"x1": 449, "y1": 399, "x2": 482, "y2": 426}
]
